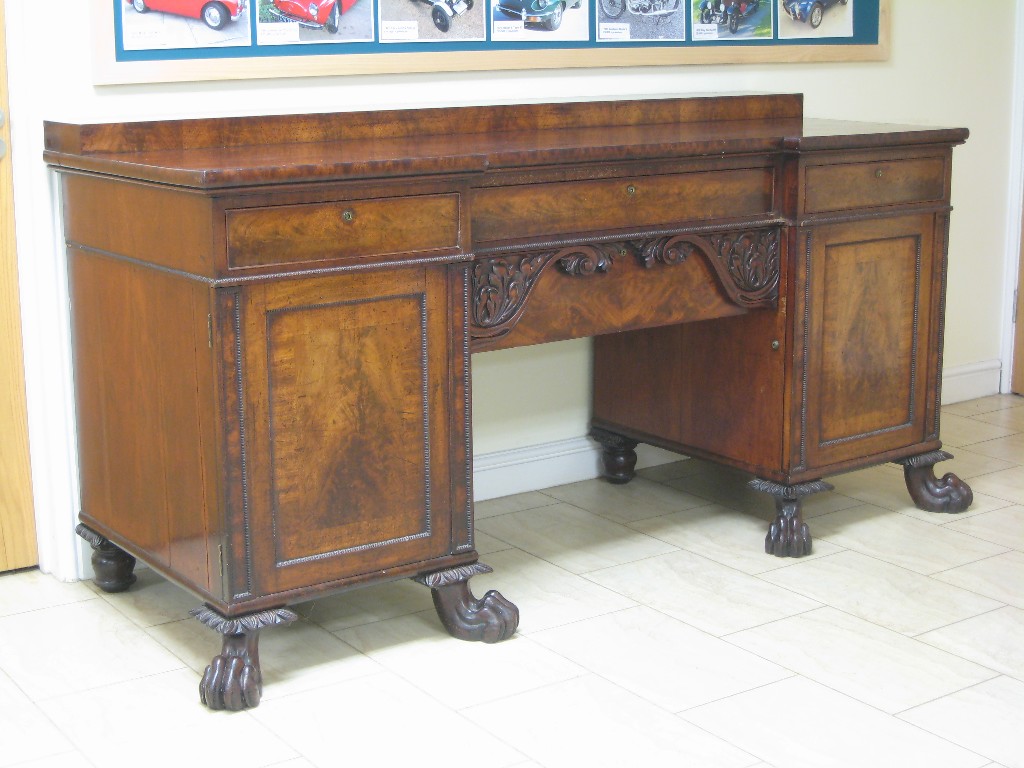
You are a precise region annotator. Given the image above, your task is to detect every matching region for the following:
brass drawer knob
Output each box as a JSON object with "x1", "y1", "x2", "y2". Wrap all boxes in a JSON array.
[
  {"x1": 875, "y1": 169, "x2": 884, "y2": 178},
  {"x1": 626, "y1": 185, "x2": 637, "y2": 196},
  {"x1": 771, "y1": 340, "x2": 781, "y2": 350},
  {"x1": 342, "y1": 209, "x2": 355, "y2": 222}
]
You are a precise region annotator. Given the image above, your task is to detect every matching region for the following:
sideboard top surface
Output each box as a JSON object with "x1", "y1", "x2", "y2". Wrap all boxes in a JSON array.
[{"x1": 43, "y1": 94, "x2": 968, "y2": 190}]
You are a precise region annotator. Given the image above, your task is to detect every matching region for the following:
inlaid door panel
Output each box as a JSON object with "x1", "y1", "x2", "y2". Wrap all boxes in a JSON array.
[
  {"x1": 801, "y1": 214, "x2": 938, "y2": 470},
  {"x1": 232, "y1": 267, "x2": 454, "y2": 596}
]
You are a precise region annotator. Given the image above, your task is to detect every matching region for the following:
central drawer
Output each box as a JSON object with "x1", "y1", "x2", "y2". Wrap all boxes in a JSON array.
[
  {"x1": 226, "y1": 193, "x2": 461, "y2": 270},
  {"x1": 471, "y1": 167, "x2": 775, "y2": 244}
]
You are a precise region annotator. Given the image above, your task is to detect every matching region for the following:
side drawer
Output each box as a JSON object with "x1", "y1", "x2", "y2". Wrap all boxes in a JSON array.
[
  {"x1": 804, "y1": 157, "x2": 946, "y2": 214},
  {"x1": 226, "y1": 193, "x2": 461, "y2": 270},
  {"x1": 472, "y1": 167, "x2": 774, "y2": 243}
]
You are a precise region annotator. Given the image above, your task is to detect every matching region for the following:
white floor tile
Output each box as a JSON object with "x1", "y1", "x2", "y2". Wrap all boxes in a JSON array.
[
  {"x1": 932, "y1": 551, "x2": 1024, "y2": 608},
  {"x1": 251, "y1": 671, "x2": 527, "y2": 768},
  {"x1": 943, "y1": 395, "x2": 1024, "y2": 418},
  {"x1": 917, "y1": 607, "x2": 1024, "y2": 680},
  {"x1": 476, "y1": 502, "x2": 677, "y2": 574},
  {"x1": 940, "y1": 446, "x2": 1021, "y2": 481},
  {"x1": 2, "y1": 395, "x2": 1020, "y2": 768},
  {"x1": 586, "y1": 550, "x2": 821, "y2": 636},
  {"x1": 900, "y1": 676, "x2": 1024, "y2": 768},
  {"x1": 530, "y1": 606, "x2": 790, "y2": 712},
  {"x1": 636, "y1": 458, "x2": 698, "y2": 483},
  {"x1": 726, "y1": 607, "x2": 997, "y2": 713},
  {"x1": 939, "y1": 414, "x2": 1018, "y2": 448},
  {"x1": 463, "y1": 675, "x2": 758, "y2": 768},
  {"x1": 38, "y1": 669, "x2": 297, "y2": 767},
  {"x1": 467, "y1": 548, "x2": 638, "y2": 634},
  {"x1": 97, "y1": 567, "x2": 198, "y2": 628},
  {"x1": 543, "y1": 476, "x2": 711, "y2": 523},
  {"x1": 475, "y1": 491, "x2": 559, "y2": 519},
  {"x1": 758, "y1": 550, "x2": 1003, "y2": 635},
  {"x1": 629, "y1": 503, "x2": 844, "y2": 575},
  {"x1": 147, "y1": 615, "x2": 380, "y2": 701},
  {"x1": 12, "y1": 755, "x2": 95, "y2": 768},
  {"x1": 666, "y1": 466, "x2": 777, "y2": 515},
  {"x1": 941, "y1": 506, "x2": 1024, "y2": 550},
  {"x1": 475, "y1": 529, "x2": 514, "y2": 555},
  {"x1": 970, "y1": 466, "x2": 1024, "y2": 506},
  {"x1": 812, "y1": 504, "x2": 1008, "y2": 574},
  {"x1": 296, "y1": 578, "x2": 434, "y2": 632},
  {"x1": 334, "y1": 610, "x2": 584, "y2": 708},
  {"x1": 0, "y1": 599, "x2": 185, "y2": 700},
  {"x1": 969, "y1": 402, "x2": 1024, "y2": 431},
  {"x1": 683, "y1": 676, "x2": 990, "y2": 768},
  {"x1": 0, "y1": 569, "x2": 97, "y2": 618},
  {"x1": 0, "y1": 669, "x2": 75, "y2": 767},
  {"x1": 829, "y1": 462, "x2": 1008, "y2": 521},
  {"x1": 960, "y1": 433, "x2": 1024, "y2": 464}
]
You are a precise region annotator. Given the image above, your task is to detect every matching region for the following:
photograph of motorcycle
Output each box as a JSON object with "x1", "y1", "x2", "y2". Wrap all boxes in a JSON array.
[
  {"x1": 598, "y1": 0, "x2": 683, "y2": 39},
  {"x1": 696, "y1": 0, "x2": 764, "y2": 34}
]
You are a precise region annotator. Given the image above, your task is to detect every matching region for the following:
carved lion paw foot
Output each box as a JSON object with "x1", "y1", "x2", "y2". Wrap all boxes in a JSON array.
[
  {"x1": 416, "y1": 564, "x2": 520, "y2": 643},
  {"x1": 442, "y1": 588, "x2": 520, "y2": 644},
  {"x1": 900, "y1": 451, "x2": 974, "y2": 513},
  {"x1": 199, "y1": 653, "x2": 262, "y2": 711},
  {"x1": 765, "y1": 513, "x2": 812, "y2": 558}
]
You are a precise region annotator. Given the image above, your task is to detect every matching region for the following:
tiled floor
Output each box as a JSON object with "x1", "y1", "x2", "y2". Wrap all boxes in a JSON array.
[{"x1": 1, "y1": 395, "x2": 1023, "y2": 768}]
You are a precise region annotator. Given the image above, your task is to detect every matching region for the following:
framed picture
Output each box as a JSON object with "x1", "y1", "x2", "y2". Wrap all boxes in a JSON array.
[{"x1": 93, "y1": 0, "x2": 887, "y2": 84}]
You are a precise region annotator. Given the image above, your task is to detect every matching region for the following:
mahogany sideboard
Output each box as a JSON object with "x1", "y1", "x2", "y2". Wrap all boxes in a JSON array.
[{"x1": 43, "y1": 94, "x2": 973, "y2": 711}]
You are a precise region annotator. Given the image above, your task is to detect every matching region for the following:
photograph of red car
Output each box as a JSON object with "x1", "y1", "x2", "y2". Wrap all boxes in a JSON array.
[
  {"x1": 256, "y1": 0, "x2": 373, "y2": 44},
  {"x1": 265, "y1": 0, "x2": 357, "y2": 31},
  {"x1": 125, "y1": 0, "x2": 248, "y2": 30}
]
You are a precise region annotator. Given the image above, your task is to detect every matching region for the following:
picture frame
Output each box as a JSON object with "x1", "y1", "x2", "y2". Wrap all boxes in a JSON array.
[{"x1": 93, "y1": 0, "x2": 888, "y2": 86}]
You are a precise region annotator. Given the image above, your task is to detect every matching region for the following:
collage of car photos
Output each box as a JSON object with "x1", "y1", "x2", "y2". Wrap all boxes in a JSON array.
[{"x1": 119, "y1": 0, "x2": 854, "y2": 53}]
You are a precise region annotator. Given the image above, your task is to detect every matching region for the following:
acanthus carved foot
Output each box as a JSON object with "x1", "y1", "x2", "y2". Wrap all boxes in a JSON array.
[
  {"x1": 414, "y1": 563, "x2": 519, "y2": 643},
  {"x1": 190, "y1": 606, "x2": 298, "y2": 711},
  {"x1": 897, "y1": 450, "x2": 974, "y2": 514},
  {"x1": 75, "y1": 524, "x2": 137, "y2": 593},
  {"x1": 750, "y1": 479, "x2": 832, "y2": 558},
  {"x1": 591, "y1": 427, "x2": 638, "y2": 485}
]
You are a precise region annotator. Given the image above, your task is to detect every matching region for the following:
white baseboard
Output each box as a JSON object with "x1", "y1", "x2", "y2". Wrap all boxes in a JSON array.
[
  {"x1": 941, "y1": 360, "x2": 1002, "y2": 404},
  {"x1": 472, "y1": 437, "x2": 680, "y2": 501},
  {"x1": 473, "y1": 362, "x2": 1004, "y2": 500}
]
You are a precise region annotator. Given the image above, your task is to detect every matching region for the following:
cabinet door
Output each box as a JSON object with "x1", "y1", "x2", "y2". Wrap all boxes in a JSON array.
[
  {"x1": 800, "y1": 213, "x2": 941, "y2": 471},
  {"x1": 225, "y1": 267, "x2": 457, "y2": 598}
]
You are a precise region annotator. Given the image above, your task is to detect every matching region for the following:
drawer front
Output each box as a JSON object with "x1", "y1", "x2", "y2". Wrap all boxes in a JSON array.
[
  {"x1": 804, "y1": 157, "x2": 946, "y2": 214},
  {"x1": 226, "y1": 193, "x2": 461, "y2": 269},
  {"x1": 472, "y1": 168, "x2": 774, "y2": 243}
]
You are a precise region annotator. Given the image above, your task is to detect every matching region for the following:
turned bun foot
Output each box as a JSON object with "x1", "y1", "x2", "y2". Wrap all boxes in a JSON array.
[
  {"x1": 75, "y1": 524, "x2": 137, "y2": 593},
  {"x1": 415, "y1": 563, "x2": 519, "y2": 643},
  {"x1": 591, "y1": 427, "x2": 639, "y2": 485},
  {"x1": 899, "y1": 450, "x2": 973, "y2": 513}
]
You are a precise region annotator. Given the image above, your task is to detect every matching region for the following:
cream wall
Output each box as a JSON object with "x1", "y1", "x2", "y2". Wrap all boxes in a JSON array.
[{"x1": 4, "y1": 0, "x2": 1020, "y2": 579}]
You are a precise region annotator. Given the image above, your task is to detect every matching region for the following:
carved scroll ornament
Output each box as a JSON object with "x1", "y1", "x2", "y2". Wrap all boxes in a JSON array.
[
  {"x1": 472, "y1": 244, "x2": 615, "y2": 338},
  {"x1": 471, "y1": 227, "x2": 780, "y2": 341}
]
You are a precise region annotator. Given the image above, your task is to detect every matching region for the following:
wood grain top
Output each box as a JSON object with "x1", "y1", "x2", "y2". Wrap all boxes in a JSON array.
[{"x1": 43, "y1": 95, "x2": 968, "y2": 190}]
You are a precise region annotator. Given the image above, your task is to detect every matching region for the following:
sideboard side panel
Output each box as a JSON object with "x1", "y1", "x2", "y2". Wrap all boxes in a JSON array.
[
  {"x1": 62, "y1": 174, "x2": 215, "y2": 276},
  {"x1": 70, "y1": 248, "x2": 217, "y2": 595}
]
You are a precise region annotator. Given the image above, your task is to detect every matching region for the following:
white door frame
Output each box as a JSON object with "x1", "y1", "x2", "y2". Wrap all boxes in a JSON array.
[{"x1": 1000, "y1": 0, "x2": 1024, "y2": 392}]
